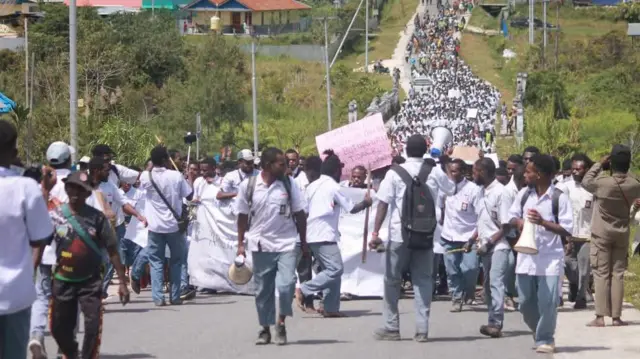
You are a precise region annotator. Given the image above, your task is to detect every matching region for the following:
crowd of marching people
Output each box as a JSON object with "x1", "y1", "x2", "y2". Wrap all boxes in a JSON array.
[{"x1": 390, "y1": 4, "x2": 500, "y2": 156}]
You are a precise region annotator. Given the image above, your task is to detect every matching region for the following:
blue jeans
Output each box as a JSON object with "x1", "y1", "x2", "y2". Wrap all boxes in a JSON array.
[
  {"x1": 131, "y1": 246, "x2": 149, "y2": 281},
  {"x1": 442, "y1": 239, "x2": 479, "y2": 302},
  {"x1": 505, "y1": 250, "x2": 517, "y2": 298},
  {"x1": 517, "y1": 274, "x2": 560, "y2": 346},
  {"x1": 30, "y1": 265, "x2": 53, "y2": 339},
  {"x1": 297, "y1": 242, "x2": 343, "y2": 313},
  {"x1": 0, "y1": 307, "x2": 31, "y2": 359},
  {"x1": 181, "y1": 238, "x2": 190, "y2": 291},
  {"x1": 481, "y1": 249, "x2": 512, "y2": 329},
  {"x1": 252, "y1": 250, "x2": 297, "y2": 326},
  {"x1": 383, "y1": 241, "x2": 434, "y2": 334},
  {"x1": 148, "y1": 231, "x2": 186, "y2": 304},
  {"x1": 121, "y1": 238, "x2": 142, "y2": 268},
  {"x1": 102, "y1": 223, "x2": 126, "y2": 294}
]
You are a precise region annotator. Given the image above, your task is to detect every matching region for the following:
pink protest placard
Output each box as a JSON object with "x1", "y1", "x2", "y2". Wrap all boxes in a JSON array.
[{"x1": 315, "y1": 113, "x2": 393, "y2": 180}]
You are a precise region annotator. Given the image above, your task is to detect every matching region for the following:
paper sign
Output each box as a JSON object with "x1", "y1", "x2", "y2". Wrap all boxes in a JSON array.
[
  {"x1": 466, "y1": 108, "x2": 478, "y2": 119},
  {"x1": 315, "y1": 113, "x2": 392, "y2": 180},
  {"x1": 451, "y1": 146, "x2": 480, "y2": 164}
]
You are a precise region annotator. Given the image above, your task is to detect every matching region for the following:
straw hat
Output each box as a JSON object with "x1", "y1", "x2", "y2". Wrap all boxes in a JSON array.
[{"x1": 228, "y1": 256, "x2": 253, "y2": 285}]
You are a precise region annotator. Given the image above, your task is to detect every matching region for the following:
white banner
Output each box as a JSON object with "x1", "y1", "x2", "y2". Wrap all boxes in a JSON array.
[{"x1": 187, "y1": 185, "x2": 389, "y2": 297}]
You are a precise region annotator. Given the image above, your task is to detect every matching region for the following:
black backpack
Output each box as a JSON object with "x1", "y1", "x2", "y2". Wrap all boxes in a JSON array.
[
  {"x1": 519, "y1": 187, "x2": 566, "y2": 244},
  {"x1": 391, "y1": 163, "x2": 437, "y2": 250}
]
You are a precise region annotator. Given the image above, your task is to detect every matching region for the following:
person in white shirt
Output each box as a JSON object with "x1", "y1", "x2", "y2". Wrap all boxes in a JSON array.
[
  {"x1": 440, "y1": 158, "x2": 481, "y2": 313},
  {"x1": 216, "y1": 149, "x2": 259, "y2": 201},
  {"x1": 294, "y1": 153, "x2": 372, "y2": 317},
  {"x1": 473, "y1": 158, "x2": 512, "y2": 338},
  {"x1": 235, "y1": 147, "x2": 307, "y2": 346},
  {"x1": 501, "y1": 159, "x2": 525, "y2": 311},
  {"x1": 135, "y1": 146, "x2": 192, "y2": 306},
  {"x1": 506, "y1": 154, "x2": 572, "y2": 354},
  {"x1": 28, "y1": 141, "x2": 74, "y2": 357},
  {"x1": 91, "y1": 144, "x2": 139, "y2": 187},
  {"x1": 120, "y1": 169, "x2": 145, "y2": 268},
  {"x1": 0, "y1": 120, "x2": 54, "y2": 359},
  {"x1": 89, "y1": 157, "x2": 147, "y2": 297},
  {"x1": 368, "y1": 135, "x2": 455, "y2": 342},
  {"x1": 557, "y1": 153, "x2": 595, "y2": 310}
]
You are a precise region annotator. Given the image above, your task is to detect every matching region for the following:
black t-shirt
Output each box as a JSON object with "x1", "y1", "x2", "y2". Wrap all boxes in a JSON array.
[{"x1": 51, "y1": 204, "x2": 117, "y2": 282}]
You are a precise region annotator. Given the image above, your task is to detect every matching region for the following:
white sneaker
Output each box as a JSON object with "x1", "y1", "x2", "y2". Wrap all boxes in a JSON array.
[
  {"x1": 28, "y1": 337, "x2": 47, "y2": 359},
  {"x1": 535, "y1": 344, "x2": 556, "y2": 354}
]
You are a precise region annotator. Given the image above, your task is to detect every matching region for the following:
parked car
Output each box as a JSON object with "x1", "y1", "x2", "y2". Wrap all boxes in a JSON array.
[{"x1": 510, "y1": 18, "x2": 558, "y2": 30}]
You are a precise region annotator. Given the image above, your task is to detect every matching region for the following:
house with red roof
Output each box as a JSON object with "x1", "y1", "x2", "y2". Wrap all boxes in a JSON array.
[{"x1": 182, "y1": 0, "x2": 312, "y2": 35}]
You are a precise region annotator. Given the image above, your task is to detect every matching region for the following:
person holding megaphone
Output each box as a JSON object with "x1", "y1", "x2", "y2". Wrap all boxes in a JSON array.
[{"x1": 505, "y1": 154, "x2": 573, "y2": 354}]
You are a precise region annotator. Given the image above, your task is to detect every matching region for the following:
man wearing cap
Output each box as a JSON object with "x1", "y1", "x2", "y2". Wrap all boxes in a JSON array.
[
  {"x1": 27, "y1": 141, "x2": 75, "y2": 358},
  {"x1": 48, "y1": 171, "x2": 129, "y2": 359},
  {"x1": 216, "y1": 149, "x2": 259, "y2": 202},
  {"x1": 582, "y1": 145, "x2": 640, "y2": 327},
  {"x1": 91, "y1": 144, "x2": 139, "y2": 187}
]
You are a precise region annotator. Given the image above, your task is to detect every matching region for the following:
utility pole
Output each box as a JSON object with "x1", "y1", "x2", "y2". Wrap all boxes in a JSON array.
[
  {"x1": 543, "y1": 0, "x2": 548, "y2": 67},
  {"x1": 196, "y1": 112, "x2": 201, "y2": 160},
  {"x1": 554, "y1": 0, "x2": 559, "y2": 70},
  {"x1": 152, "y1": 0, "x2": 155, "y2": 17},
  {"x1": 365, "y1": 0, "x2": 369, "y2": 73},
  {"x1": 69, "y1": 0, "x2": 78, "y2": 162},
  {"x1": 27, "y1": 55, "x2": 34, "y2": 164},
  {"x1": 528, "y1": 0, "x2": 534, "y2": 45},
  {"x1": 251, "y1": 32, "x2": 259, "y2": 155},
  {"x1": 324, "y1": 17, "x2": 332, "y2": 131},
  {"x1": 24, "y1": 16, "x2": 28, "y2": 106}
]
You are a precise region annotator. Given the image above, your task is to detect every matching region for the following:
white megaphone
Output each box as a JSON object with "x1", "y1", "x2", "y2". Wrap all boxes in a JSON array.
[
  {"x1": 430, "y1": 126, "x2": 453, "y2": 158},
  {"x1": 514, "y1": 218, "x2": 538, "y2": 255}
]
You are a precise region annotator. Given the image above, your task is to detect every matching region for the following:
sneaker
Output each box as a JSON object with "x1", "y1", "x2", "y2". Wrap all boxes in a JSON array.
[
  {"x1": 373, "y1": 328, "x2": 401, "y2": 341},
  {"x1": 414, "y1": 333, "x2": 429, "y2": 342},
  {"x1": 131, "y1": 278, "x2": 141, "y2": 295},
  {"x1": 479, "y1": 324, "x2": 502, "y2": 338},
  {"x1": 535, "y1": 344, "x2": 556, "y2": 354},
  {"x1": 274, "y1": 323, "x2": 287, "y2": 345},
  {"x1": 573, "y1": 300, "x2": 587, "y2": 310},
  {"x1": 28, "y1": 336, "x2": 47, "y2": 359},
  {"x1": 256, "y1": 327, "x2": 271, "y2": 345},
  {"x1": 450, "y1": 300, "x2": 463, "y2": 312},
  {"x1": 180, "y1": 287, "x2": 196, "y2": 301},
  {"x1": 154, "y1": 300, "x2": 167, "y2": 307},
  {"x1": 170, "y1": 299, "x2": 184, "y2": 306}
]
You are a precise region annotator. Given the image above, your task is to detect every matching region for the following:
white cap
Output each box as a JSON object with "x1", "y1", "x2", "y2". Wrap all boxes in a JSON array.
[
  {"x1": 237, "y1": 149, "x2": 255, "y2": 162},
  {"x1": 46, "y1": 141, "x2": 75, "y2": 165},
  {"x1": 78, "y1": 156, "x2": 91, "y2": 164}
]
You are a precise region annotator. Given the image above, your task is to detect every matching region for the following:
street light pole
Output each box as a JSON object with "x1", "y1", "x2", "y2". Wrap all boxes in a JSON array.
[
  {"x1": 324, "y1": 17, "x2": 332, "y2": 131},
  {"x1": 365, "y1": 0, "x2": 369, "y2": 73},
  {"x1": 528, "y1": 0, "x2": 534, "y2": 45},
  {"x1": 251, "y1": 34, "x2": 259, "y2": 155},
  {"x1": 69, "y1": 0, "x2": 78, "y2": 162}
]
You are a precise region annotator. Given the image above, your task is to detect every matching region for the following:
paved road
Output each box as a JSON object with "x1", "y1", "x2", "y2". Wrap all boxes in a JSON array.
[{"x1": 43, "y1": 290, "x2": 543, "y2": 359}]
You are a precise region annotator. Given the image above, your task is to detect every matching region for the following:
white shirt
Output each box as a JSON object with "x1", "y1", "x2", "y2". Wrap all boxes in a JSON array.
[
  {"x1": 305, "y1": 175, "x2": 355, "y2": 244},
  {"x1": 557, "y1": 179, "x2": 593, "y2": 239},
  {"x1": 376, "y1": 158, "x2": 455, "y2": 243},
  {"x1": 475, "y1": 180, "x2": 510, "y2": 251},
  {"x1": 295, "y1": 171, "x2": 310, "y2": 191},
  {"x1": 506, "y1": 186, "x2": 573, "y2": 276},
  {"x1": 192, "y1": 177, "x2": 209, "y2": 199},
  {"x1": 42, "y1": 168, "x2": 71, "y2": 265},
  {"x1": 441, "y1": 179, "x2": 481, "y2": 242},
  {"x1": 235, "y1": 173, "x2": 305, "y2": 252},
  {"x1": 123, "y1": 186, "x2": 144, "y2": 208},
  {"x1": 108, "y1": 163, "x2": 139, "y2": 187},
  {"x1": 98, "y1": 181, "x2": 127, "y2": 226},
  {"x1": 221, "y1": 168, "x2": 260, "y2": 194},
  {"x1": 140, "y1": 168, "x2": 192, "y2": 233},
  {"x1": 49, "y1": 168, "x2": 71, "y2": 203},
  {"x1": 0, "y1": 168, "x2": 54, "y2": 315}
]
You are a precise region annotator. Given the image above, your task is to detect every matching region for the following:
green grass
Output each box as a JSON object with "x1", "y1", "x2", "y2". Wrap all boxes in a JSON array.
[
  {"x1": 468, "y1": 6, "x2": 500, "y2": 29},
  {"x1": 626, "y1": 248, "x2": 640, "y2": 309},
  {"x1": 338, "y1": 0, "x2": 420, "y2": 69}
]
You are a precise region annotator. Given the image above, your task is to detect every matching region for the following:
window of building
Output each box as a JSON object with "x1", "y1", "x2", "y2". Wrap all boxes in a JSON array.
[{"x1": 246, "y1": 12, "x2": 252, "y2": 25}]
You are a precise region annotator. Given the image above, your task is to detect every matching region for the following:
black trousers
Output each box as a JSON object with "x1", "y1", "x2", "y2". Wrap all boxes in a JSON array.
[{"x1": 50, "y1": 274, "x2": 103, "y2": 359}]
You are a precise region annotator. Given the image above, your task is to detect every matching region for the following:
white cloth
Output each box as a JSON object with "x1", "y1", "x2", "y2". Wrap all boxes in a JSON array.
[
  {"x1": 140, "y1": 168, "x2": 192, "y2": 233},
  {"x1": 475, "y1": 179, "x2": 509, "y2": 251},
  {"x1": 376, "y1": 158, "x2": 455, "y2": 243},
  {"x1": 235, "y1": 173, "x2": 305, "y2": 252},
  {"x1": 441, "y1": 179, "x2": 481, "y2": 242},
  {"x1": 506, "y1": 186, "x2": 573, "y2": 276},
  {"x1": 556, "y1": 179, "x2": 593, "y2": 239},
  {"x1": 0, "y1": 168, "x2": 54, "y2": 315},
  {"x1": 305, "y1": 175, "x2": 355, "y2": 244},
  {"x1": 295, "y1": 171, "x2": 310, "y2": 191},
  {"x1": 42, "y1": 168, "x2": 71, "y2": 265}
]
